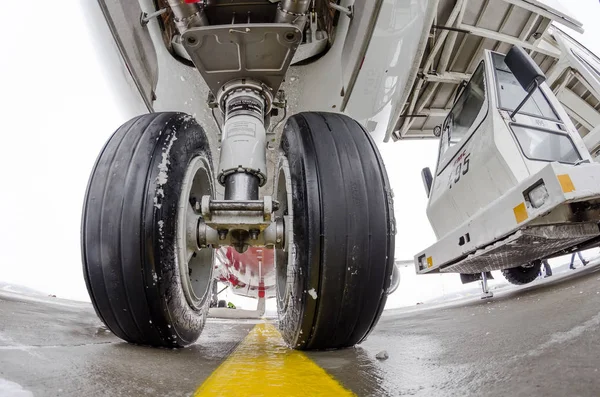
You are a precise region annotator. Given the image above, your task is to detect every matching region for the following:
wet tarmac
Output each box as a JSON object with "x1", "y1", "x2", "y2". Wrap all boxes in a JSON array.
[
  {"x1": 2, "y1": 263, "x2": 600, "y2": 396},
  {"x1": 0, "y1": 288, "x2": 255, "y2": 396}
]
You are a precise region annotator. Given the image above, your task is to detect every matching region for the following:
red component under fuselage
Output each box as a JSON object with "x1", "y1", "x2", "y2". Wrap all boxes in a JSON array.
[{"x1": 214, "y1": 246, "x2": 276, "y2": 299}]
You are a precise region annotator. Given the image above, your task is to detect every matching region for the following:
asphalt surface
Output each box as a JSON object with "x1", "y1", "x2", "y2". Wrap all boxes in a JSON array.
[
  {"x1": 2, "y1": 263, "x2": 600, "y2": 396},
  {"x1": 313, "y1": 261, "x2": 600, "y2": 397},
  {"x1": 0, "y1": 292, "x2": 255, "y2": 396}
]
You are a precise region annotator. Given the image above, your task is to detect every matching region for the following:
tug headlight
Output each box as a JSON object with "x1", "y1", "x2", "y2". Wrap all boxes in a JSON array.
[{"x1": 527, "y1": 182, "x2": 549, "y2": 209}]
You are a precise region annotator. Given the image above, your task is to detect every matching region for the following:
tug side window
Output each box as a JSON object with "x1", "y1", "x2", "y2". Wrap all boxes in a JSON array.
[{"x1": 442, "y1": 62, "x2": 486, "y2": 151}]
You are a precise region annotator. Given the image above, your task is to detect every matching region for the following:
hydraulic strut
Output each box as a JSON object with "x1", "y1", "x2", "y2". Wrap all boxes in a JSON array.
[
  {"x1": 217, "y1": 80, "x2": 272, "y2": 200},
  {"x1": 165, "y1": 0, "x2": 208, "y2": 32},
  {"x1": 275, "y1": 0, "x2": 311, "y2": 27},
  {"x1": 196, "y1": 80, "x2": 279, "y2": 253}
]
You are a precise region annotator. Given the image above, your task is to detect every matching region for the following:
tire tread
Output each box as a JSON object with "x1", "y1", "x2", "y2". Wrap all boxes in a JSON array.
[{"x1": 278, "y1": 112, "x2": 395, "y2": 350}]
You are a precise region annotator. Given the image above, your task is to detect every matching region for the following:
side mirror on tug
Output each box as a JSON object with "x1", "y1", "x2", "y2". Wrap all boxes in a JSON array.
[
  {"x1": 422, "y1": 167, "x2": 433, "y2": 198},
  {"x1": 504, "y1": 45, "x2": 547, "y2": 119}
]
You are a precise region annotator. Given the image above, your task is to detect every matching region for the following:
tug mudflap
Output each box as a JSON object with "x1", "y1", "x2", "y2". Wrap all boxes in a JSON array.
[{"x1": 441, "y1": 223, "x2": 600, "y2": 274}]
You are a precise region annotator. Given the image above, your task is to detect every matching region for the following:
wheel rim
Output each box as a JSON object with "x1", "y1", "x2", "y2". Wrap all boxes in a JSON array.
[
  {"x1": 521, "y1": 263, "x2": 536, "y2": 270},
  {"x1": 275, "y1": 156, "x2": 294, "y2": 312},
  {"x1": 177, "y1": 156, "x2": 214, "y2": 311}
]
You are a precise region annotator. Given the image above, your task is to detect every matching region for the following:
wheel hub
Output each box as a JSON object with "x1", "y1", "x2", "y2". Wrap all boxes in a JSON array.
[
  {"x1": 275, "y1": 156, "x2": 294, "y2": 311},
  {"x1": 177, "y1": 156, "x2": 214, "y2": 311}
]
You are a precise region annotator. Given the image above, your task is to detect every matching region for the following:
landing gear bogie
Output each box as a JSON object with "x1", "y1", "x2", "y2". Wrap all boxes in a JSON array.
[{"x1": 82, "y1": 110, "x2": 396, "y2": 350}]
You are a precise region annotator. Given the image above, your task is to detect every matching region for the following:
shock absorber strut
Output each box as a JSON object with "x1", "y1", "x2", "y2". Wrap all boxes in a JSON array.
[
  {"x1": 198, "y1": 81, "x2": 283, "y2": 253},
  {"x1": 275, "y1": 0, "x2": 311, "y2": 28},
  {"x1": 217, "y1": 80, "x2": 273, "y2": 201},
  {"x1": 166, "y1": 0, "x2": 208, "y2": 33}
]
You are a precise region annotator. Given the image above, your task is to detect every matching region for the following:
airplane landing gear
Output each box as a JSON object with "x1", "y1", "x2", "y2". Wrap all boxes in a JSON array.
[
  {"x1": 82, "y1": 109, "x2": 396, "y2": 350},
  {"x1": 82, "y1": 0, "x2": 396, "y2": 351}
]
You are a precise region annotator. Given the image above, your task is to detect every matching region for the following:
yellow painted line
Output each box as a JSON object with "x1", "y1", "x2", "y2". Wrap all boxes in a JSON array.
[
  {"x1": 194, "y1": 323, "x2": 355, "y2": 397},
  {"x1": 557, "y1": 174, "x2": 576, "y2": 193},
  {"x1": 513, "y1": 202, "x2": 528, "y2": 224}
]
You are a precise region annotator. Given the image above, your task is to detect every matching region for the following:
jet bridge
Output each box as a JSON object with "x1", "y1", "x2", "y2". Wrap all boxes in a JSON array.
[
  {"x1": 548, "y1": 27, "x2": 600, "y2": 160},
  {"x1": 387, "y1": 0, "x2": 584, "y2": 141}
]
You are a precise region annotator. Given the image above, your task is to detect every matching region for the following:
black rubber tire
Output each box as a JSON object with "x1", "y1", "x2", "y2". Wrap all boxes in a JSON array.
[
  {"x1": 276, "y1": 112, "x2": 396, "y2": 350},
  {"x1": 502, "y1": 262, "x2": 541, "y2": 285},
  {"x1": 217, "y1": 300, "x2": 227, "y2": 308},
  {"x1": 81, "y1": 112, "x2": 214, "y2": 347}
]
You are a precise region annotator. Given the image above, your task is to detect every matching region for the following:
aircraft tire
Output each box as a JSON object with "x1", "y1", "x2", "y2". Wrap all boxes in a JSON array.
[
  {"x1": 82, "y1": 112, "x2": 215, "y2": 347},
  {"x1": 275, "y1": 112, "x2": 396, "y2": 350},
  {"x1": 502, "y1": 262, "x2": 542, "y2": 285}
]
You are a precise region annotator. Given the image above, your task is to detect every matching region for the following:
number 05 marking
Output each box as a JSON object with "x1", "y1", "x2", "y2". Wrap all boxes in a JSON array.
[{"x1": 449, "y1": 153, "x2": 470, "y2": 189}]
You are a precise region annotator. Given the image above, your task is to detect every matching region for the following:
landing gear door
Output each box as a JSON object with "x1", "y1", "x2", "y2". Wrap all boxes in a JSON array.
[
  {"x1": 339, "y1": 0, "x2": 384, "y2": 106},
  {"x1": 97, "y1": 0, "x2": 159, "y2": 111}
]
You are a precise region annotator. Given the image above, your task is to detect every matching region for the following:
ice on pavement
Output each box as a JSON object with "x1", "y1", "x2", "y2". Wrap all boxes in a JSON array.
[
  {"x1": 0, "y1": 378, "x2": 34, "y2": 397},
  {"x1": 386, "y1": 249, "x2": 600, "y2": 309},
  {"x1": 0, "y1": 282, "x2": 91, "y2": 309}
]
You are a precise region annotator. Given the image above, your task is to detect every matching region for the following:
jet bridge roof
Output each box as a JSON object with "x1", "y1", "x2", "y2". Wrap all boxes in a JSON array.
[
  {"x1": 548, "y1": 27, "x2": 600, "y2": 157},
  {"x1": 387, "y1": 0, "x2": 584, "y2": 141}
]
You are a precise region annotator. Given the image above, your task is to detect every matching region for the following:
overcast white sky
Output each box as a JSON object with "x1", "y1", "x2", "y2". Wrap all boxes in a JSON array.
[{"x1": 0, "y1": 0, "x2": 598, "y2": 307}]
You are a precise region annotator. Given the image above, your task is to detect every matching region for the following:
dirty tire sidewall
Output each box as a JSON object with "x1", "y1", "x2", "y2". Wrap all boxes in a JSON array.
[
  {"x1": 277, "y1": 112, "x2": 395, "y2": 350},
  {"x1": 82, "y1": 112, "x2": 214, "y2": 347}
]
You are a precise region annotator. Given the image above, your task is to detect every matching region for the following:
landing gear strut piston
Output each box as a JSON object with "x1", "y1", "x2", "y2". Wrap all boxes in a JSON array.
[{"x1": 217, "y1": 82, "x2": 271, "y2": 201}]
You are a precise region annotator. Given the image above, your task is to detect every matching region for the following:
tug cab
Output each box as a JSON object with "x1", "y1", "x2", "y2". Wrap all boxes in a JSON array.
[{"x1": 416, "y1": 46, "x2": 600, "y2": 287}]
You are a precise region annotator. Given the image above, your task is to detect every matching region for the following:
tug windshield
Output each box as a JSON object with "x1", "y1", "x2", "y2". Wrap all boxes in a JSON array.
[
  {"x1": 492, "y1": 52, "x2": 559, "y2": 121},
  {"x1": 511, "y1": 125, "x2": 582, "y2": 164}
]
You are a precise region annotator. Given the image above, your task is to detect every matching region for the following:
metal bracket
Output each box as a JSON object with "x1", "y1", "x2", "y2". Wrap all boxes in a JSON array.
[
  {"x1": 198, "y1": 196, "x2": 285, "y2": 252},
  {"x1": 207, "y1": 93, "x2": 223, "y2": 134},
  {"x1": 272, "y1": 90, "x2": 287, "y2": 109},
  {"x1": 181, "y1": 23, "x2": 302, "y2": 96},
  {"x1": 269, "y1": 90, "x2": 288, "y2": 133},
  {"x1": 201, "y1": 196, "x2": 277, "y2": 222},
  {"x1": 207, "y1": 92, "x2": 219, "y2": 109},
  {"x1": 328, "y1": 2, "x2": 353, "y2": 18},
  {"x1": 140, "y1": 8, "x2": 167, "y2": 27},
  {"x1": 291, "y1": 11, "x2": 329, "y2": 64}
]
